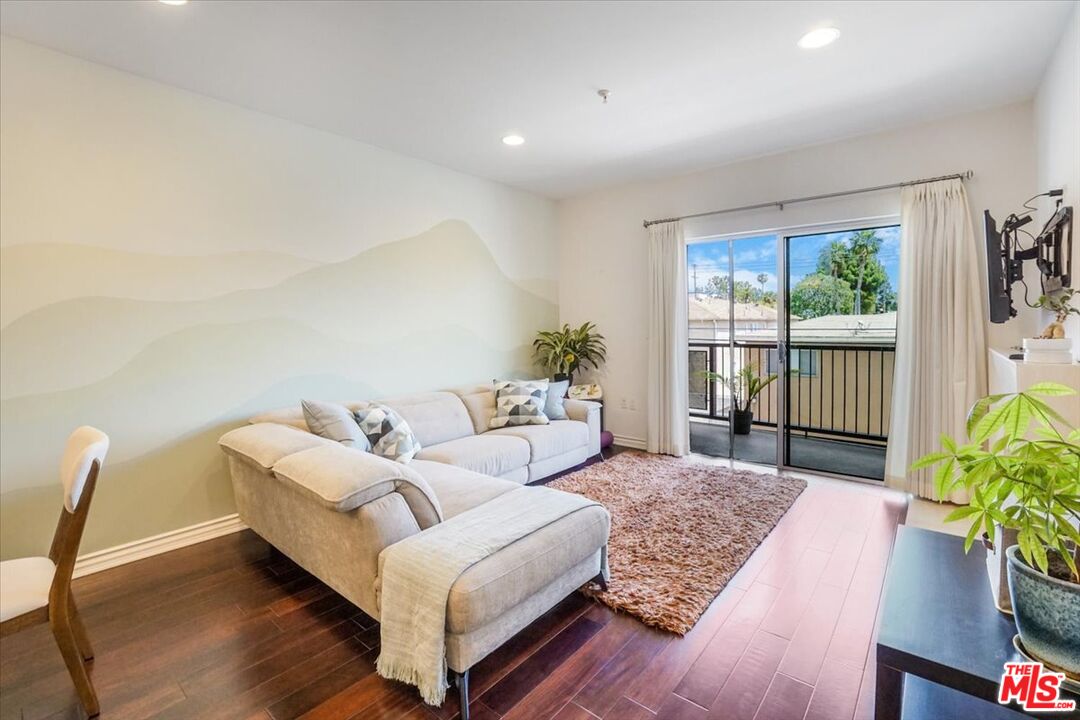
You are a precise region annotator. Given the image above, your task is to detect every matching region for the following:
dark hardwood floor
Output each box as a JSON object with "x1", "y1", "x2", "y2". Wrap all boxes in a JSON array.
[{"x1": 0, "y1": 474, "x2": 906, "y2": 720}]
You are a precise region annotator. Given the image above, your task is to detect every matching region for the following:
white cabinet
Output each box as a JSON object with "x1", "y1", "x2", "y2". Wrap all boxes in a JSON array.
[{"x1": 988, "y1": 349, "x2": 1080, "y2": 427}]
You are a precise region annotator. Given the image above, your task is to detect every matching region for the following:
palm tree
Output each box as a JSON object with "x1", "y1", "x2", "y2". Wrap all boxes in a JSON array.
[
  {"x1": 848, "y1": 230, "x2": 882, "y2": 315},
  {"x1": 820, "y1": 240, "x2": 848, "y2": 279},
  {"x1": 756, "y1": 273, "x2": 768, "y2": 299}
]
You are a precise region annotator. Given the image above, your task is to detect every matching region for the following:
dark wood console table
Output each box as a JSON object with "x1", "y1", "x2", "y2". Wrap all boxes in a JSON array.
[{"x1": 876, "y1": 526, "x2": 1079, "y2": 719}]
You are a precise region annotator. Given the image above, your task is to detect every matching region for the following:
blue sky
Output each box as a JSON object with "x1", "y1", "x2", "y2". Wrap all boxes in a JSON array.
[{"x1": 687, "y1": 225, "x2": 900, "y2": 295}]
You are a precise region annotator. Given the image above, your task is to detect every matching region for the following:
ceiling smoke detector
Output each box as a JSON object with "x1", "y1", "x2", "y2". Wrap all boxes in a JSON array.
[{"x1": 597, "y1": 89, "x2": 611, "y2": 104}]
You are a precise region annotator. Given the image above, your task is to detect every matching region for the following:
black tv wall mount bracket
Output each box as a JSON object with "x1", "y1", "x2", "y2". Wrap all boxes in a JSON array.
[{"x1": 985, "y1": 189, "x2": 1073, "y2": 323}]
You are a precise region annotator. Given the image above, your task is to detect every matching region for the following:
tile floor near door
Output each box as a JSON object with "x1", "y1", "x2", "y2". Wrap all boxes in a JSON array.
[
  {"x1": 689, "y1": 421, "x2": 888, "y2": 481},
  {"x1": 0, "y1": 458, "x2": 908, "y2": 720}
]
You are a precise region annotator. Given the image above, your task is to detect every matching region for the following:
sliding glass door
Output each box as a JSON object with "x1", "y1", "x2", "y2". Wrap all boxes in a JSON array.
[
  {"x1": 688, "y1": 221, "x2": 899, "y2": 482},
  {"x1": 687, "y1": 234, "x2": 779, "y2": 466},
  {"x1": 780, "y1": 224, "x2": 899, "y2": 481}
]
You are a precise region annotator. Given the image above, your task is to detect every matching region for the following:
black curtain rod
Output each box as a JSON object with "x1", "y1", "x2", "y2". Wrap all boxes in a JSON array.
[{"x1": 642, "y1": 170, "x2": 974, "y2": 229}]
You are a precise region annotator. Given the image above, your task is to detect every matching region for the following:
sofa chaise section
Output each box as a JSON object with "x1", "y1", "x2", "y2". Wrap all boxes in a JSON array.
[{"x1": 218, "y1": 417, "x2": 610, "y2": 719}]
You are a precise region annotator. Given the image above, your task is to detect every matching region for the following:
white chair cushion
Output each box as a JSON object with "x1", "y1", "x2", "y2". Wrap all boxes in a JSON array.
[
  {"x1": 488, "y1": 421, "x2": 590, "y2": 463},
  {"x1": 0, "y1": 557, "x2": 55, "y2": 622},
  {"x1": 61, "y1": 426, "x2": 109, "y2": 512},
  {"x1": 416, "y1": 435, "x2": 530, "y2": 478}
]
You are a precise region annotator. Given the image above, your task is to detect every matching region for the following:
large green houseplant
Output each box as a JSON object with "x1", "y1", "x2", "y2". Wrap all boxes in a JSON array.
[
  {"x1": 532, "y1": 322, "x2": 607, "y2": 385},
  {"x1": 912, "y1": 382, "x2": 1080, "y2": 675},
  {"x1": 702, "y1": 363, "x2": 778, "y2": 434}
]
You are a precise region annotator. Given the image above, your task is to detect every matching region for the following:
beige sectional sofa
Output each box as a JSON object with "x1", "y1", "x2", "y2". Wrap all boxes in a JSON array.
[{"x1": 218, "y1": 383, "x2": 608, "y2": 719}]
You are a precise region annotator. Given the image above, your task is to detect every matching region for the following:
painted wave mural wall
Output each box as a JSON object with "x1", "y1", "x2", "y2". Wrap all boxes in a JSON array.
[{"x1": 0, "y1": 38, "x2": 558, "y2": 558}]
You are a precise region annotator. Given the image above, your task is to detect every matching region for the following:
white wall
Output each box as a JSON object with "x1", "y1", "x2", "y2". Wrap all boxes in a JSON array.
[
  {"x1": 1035, "y1": 3, "x2": 1080, "y2": 357},
  {"x1": 558, "y1": 102, "x2": 1037, "y2": 445},
  {"x1": 0, "y1": 37, "x2": 558, "y2": 558}
]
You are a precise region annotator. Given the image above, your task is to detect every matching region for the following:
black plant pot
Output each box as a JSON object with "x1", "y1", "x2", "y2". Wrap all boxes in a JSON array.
[
  {"x1": 553, "y1": 372, "x2": 573, "y2": 386},
  {"x1": 732, "y1": 408, "x2": 753, "y2": 435}
]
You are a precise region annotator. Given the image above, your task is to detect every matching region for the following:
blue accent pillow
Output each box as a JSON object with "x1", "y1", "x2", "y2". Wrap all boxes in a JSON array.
[{"x1": 545, "y1": 379, "x2": 570, "y2": 420}]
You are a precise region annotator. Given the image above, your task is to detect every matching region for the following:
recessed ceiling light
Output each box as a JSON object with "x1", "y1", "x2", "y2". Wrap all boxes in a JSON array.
[
  {"x1": 158, "y1": 0, "x2": 189, "y2": 5},
  {"x1": 798, "y1": 27, "x2": 840, "y2": 49},
  {"x1": 502, "y1": 134, "x2": 525, "y2": 147}
]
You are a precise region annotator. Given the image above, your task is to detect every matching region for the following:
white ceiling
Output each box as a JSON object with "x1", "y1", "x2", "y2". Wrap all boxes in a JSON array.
[{"x1": 0, "y1": 1, "x2": 1072, "y2": 198}]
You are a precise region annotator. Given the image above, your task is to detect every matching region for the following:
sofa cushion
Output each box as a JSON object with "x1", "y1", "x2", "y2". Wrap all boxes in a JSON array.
[
  {"x1": 378, "y1": 392, "x2": 475, "y2": 447},
  {"x1": 490, "y1": 380, "x2": 550, "y2": 429},
  {"x1": 301, "y1": 399, "x2": 370, "y2": 450},
  {"x1": 416, "y1": 434, "x2": 529, "y2": 478},
  {"x1": 355, "y1": 403, "x2": 422, "y2": 463},
  {"x1": 450, "y1": 384, "x2": 496, "y2": 436},
  {"x1": 407, "y1": 460, "x2": 518, "y2": 518},
  {"x1": 498, "y1": 467, "x2": 529, "y2": 485},
  {"x1": 488, "y1": 421, "x2": 589, "y2": 463},
  {"x1": 445, "y1": 503, "x2": 610, "y2": 633}
]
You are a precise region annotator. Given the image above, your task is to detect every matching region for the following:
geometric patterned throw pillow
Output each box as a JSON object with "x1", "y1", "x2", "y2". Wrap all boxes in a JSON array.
[
  {"x1": 353, "y1": 403, "x2": 422, "y2": 463},
  {"x1": 489, "y1": 379, "x2": 550, "y2": 429}
]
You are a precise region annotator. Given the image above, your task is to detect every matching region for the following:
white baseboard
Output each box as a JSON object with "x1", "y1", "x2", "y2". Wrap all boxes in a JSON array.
[
  {"x1": 74, "y1": 513, "x2": 247, "y2": 579},
  {"x1": 612, "y1": 434, "x2": 647, "y2": 450}
]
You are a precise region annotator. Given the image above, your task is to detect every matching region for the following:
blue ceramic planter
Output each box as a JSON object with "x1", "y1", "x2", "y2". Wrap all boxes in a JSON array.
[{"x1": 1006, "y1": 545, "x2": 1080, "y2": 676}]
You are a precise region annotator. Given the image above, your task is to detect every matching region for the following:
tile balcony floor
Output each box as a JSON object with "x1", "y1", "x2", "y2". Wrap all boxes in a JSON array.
[{"x1": 690, "y1": 420, "x2": 887, "y2": 481}]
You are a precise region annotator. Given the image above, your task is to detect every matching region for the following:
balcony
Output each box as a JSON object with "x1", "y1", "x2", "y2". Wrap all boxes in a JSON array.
[{"x1": 689, "y1": 340, "x2": 893, "y2": 480}]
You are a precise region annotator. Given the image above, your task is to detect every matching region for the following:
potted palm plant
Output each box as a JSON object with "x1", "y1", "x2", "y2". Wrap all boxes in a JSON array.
[
  {"x1": 703, "y1": 363, "x2": 777, "y2": 434},
  {"x1": 532, "y1": 322, "x2": 607, "y2": 385},
  {"x1": 912, "y1": 382, "x2": 1080, "y2": 677}
]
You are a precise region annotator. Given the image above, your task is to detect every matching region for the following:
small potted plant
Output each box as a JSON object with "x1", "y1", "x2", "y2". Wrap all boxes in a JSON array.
[
  {"x1": 703, "y1": 363, "x2": 778, "y2": 434},
  {"x1": 532, "y1": 322, "x2": 607, "y2": 386},
  {"x1": 912, "y1": 382, "x2": 1080, "y2": 677},
  {"x1": 1025, "y1": 288, "x2": 1078, "y2": 362}
]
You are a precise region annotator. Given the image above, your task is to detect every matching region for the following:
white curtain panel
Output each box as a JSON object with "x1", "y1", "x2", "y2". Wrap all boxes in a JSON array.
[
  {"x1": 885, "y1": 178, "x2": 987, "y2": 501},
  {"x1": 646, "y1": 220, "x2": 690, "y2": 456}
]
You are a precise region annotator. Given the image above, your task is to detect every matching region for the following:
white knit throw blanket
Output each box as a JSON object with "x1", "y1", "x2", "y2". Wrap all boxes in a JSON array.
[{"x1": 376, "y1": 485, "x2": 607, "y2": 705}]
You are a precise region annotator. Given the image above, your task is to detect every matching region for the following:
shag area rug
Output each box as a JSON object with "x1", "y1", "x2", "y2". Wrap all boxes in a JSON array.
[{"x1": 550, "y1": 451, "x2": 806, "y2": 635}]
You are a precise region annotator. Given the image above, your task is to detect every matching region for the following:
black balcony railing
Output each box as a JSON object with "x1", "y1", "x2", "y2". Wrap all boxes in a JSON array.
[{"x1": 689, "y1": 340, "x2": 895, "y2": 444}]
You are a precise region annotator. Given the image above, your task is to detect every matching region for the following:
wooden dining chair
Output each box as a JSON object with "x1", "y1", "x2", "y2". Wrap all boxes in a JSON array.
[{"x1": 0, "y1": 426, "x2": 109, "y2": 718}]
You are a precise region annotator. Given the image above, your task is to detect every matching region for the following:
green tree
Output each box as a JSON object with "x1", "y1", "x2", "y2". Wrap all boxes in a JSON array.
[
  {"x1": 756, "y1": 273, "x2": 769, "y2": 296},
  {"x1": 876, "y1": 279, "x2": 897, "y2": 313},
  {"x1": 789, "y1": 273, "x2": 854, "y2": 319},
  {"x1": 733, "y1": 280, "x2": 755, "y2": 303},
  {"x1": 705, "y1": 275, "x2": 729, "y2": 298},
  {"x1": 848, "y1": 230, "x2": 882, "y2": 314},
  {"x1": 819, "y1": 240, "x2": 848, "y2": 279},
  {"x1": 814, "y1": 231, "x2": 891, "y2": 315}
]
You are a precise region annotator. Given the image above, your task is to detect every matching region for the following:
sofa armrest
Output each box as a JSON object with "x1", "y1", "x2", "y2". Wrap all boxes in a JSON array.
[
  {"x1": 271, "y1": 444, "x2": 441, "y2": 527},
  {"x1": 219, "y1": 422, "x2": 332, "y2": 471},
  {"x1": 563, "y1": 399, "x2": 601, "y2": 457},
  {"x1": 219, "y1": 424, "x2": 442, "y2": 529}
]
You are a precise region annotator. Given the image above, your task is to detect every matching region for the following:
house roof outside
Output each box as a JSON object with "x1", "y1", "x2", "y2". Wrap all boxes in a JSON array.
[
  {"x1": 688, "y1": 296, "x2": 779, "y2": 323},
  {"x1": 691, "y1": 299, "x2": 897, "y2": 346},
  {"x1": 742, "y1": 311, "x2": 898, "y2": 345}
]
